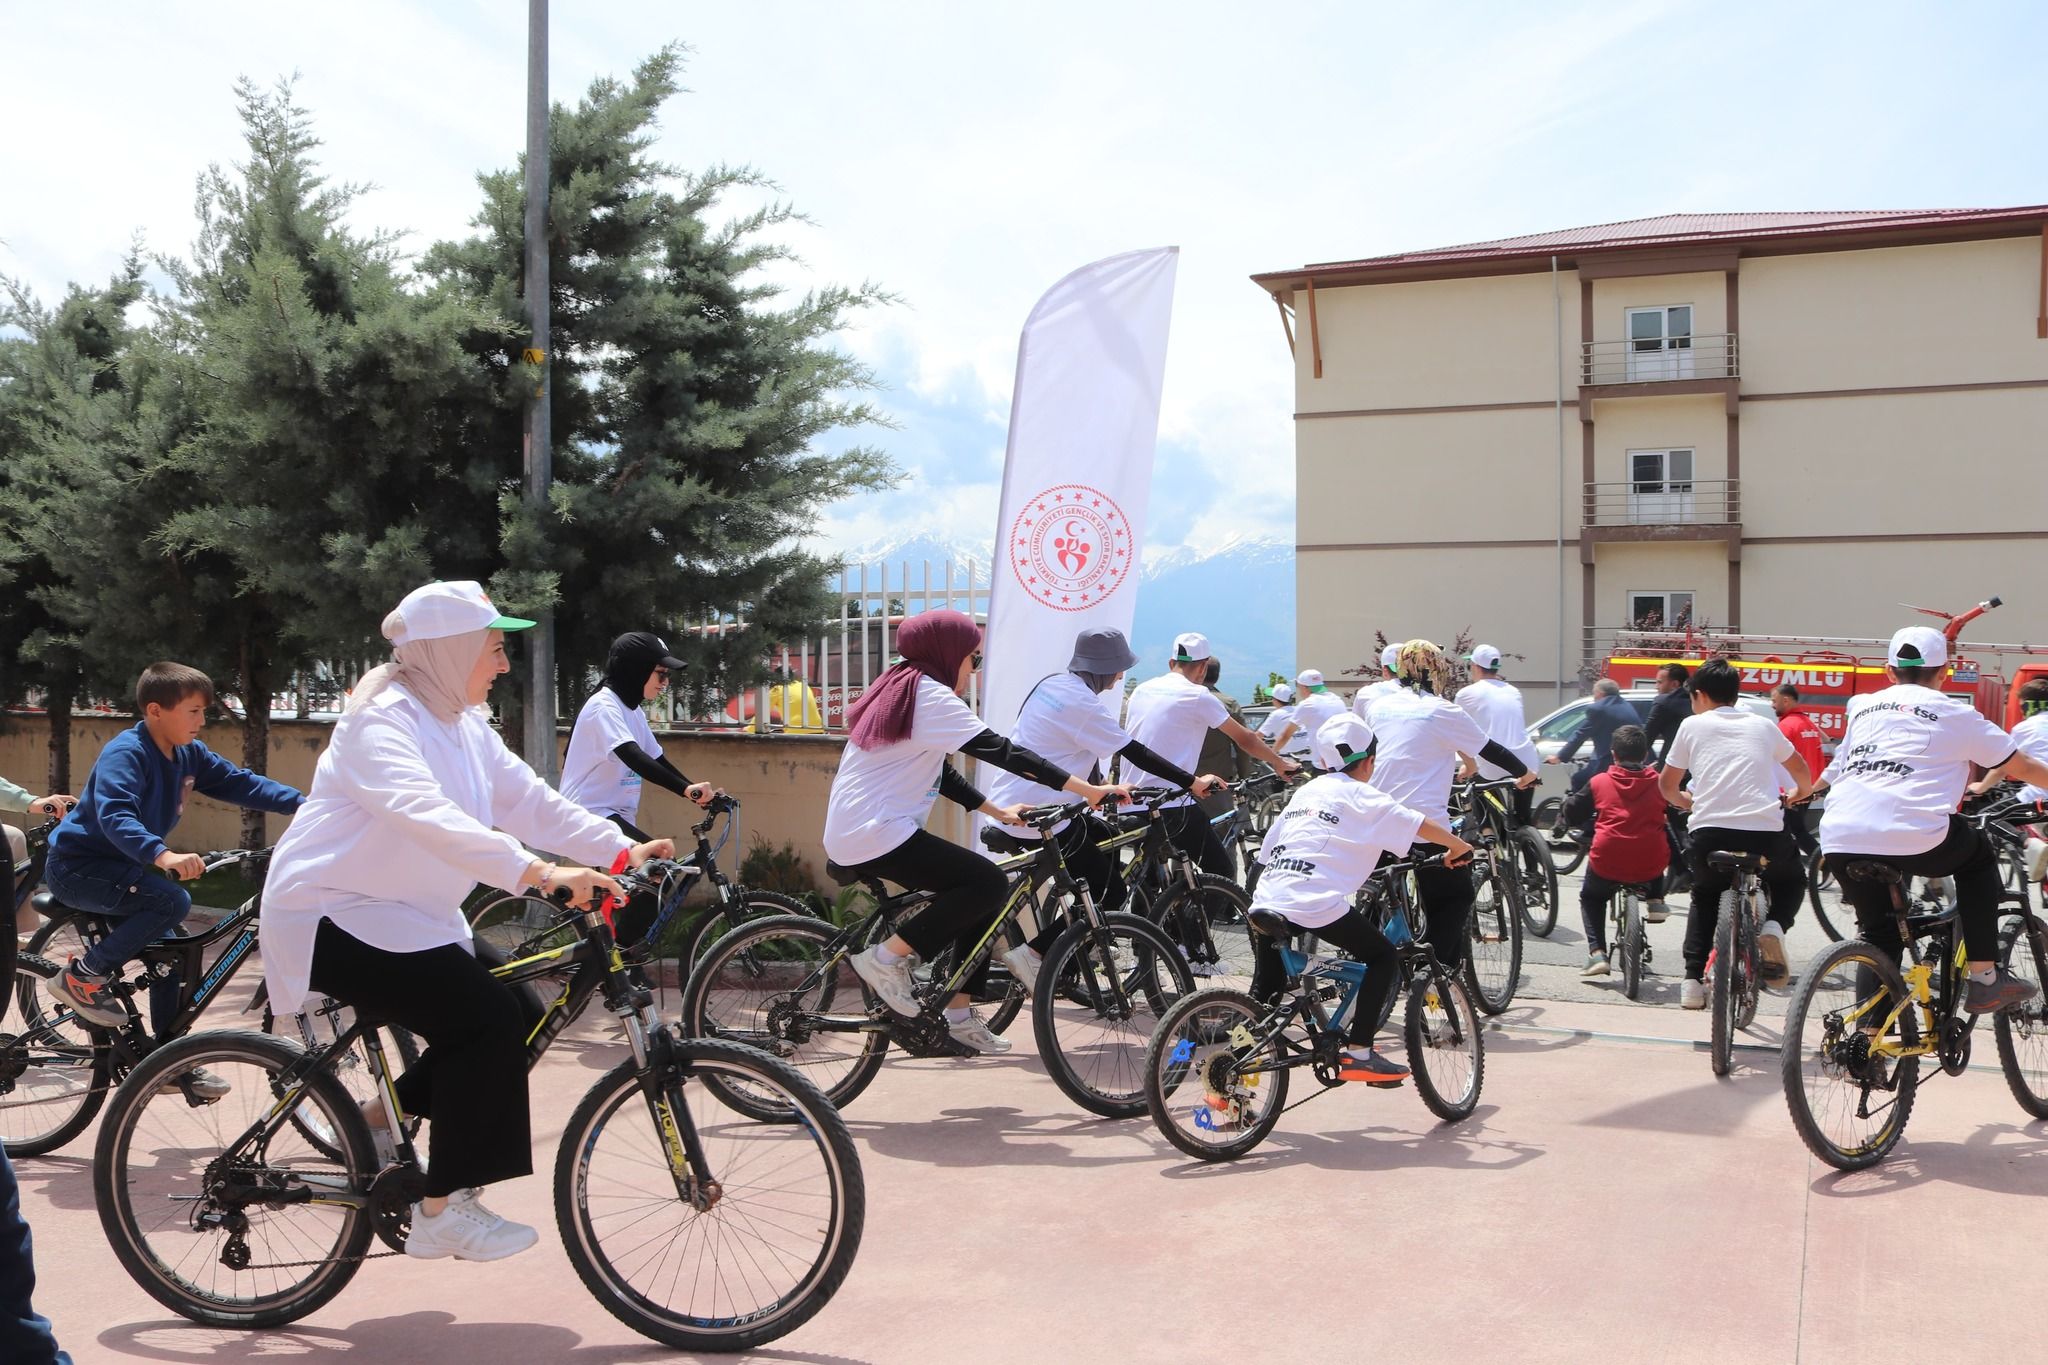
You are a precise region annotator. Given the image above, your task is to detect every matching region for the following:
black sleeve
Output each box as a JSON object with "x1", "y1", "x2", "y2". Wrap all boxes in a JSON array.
[
  {"x1": 957, "y1": 729, "x2": 1073, "y2": 791},
  {"x1": 1477, "y1": 739, "x2": 1530, "y2": 779},
  {"x1": 938, "y1": 762, "x2": 987, "y2": 811},
  {"x1": 613, "y1": 742, "x2": 694, "y2": 801},
  {"x1": 1116, "y1": 739, "x2": 1197, "y2": 791}
]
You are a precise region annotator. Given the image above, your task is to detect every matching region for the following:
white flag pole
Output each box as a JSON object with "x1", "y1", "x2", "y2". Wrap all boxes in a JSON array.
[{"x1": 981, "y1": 247, "x2": 1180, "y2": 742}]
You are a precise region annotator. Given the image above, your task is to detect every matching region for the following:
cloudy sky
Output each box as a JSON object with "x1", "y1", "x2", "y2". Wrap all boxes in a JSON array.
[{"x1": 5, "y1": 2, "x2": 2043, "y2": 562}]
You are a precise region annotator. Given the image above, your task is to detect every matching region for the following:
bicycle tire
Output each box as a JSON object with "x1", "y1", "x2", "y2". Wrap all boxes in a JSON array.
[
  {"x1": 93, "y1": 1028, "x2": 375, "y2": 1327},
  {"x1": 679, "y1": 914, "x2": 888, "y2": 1121},
  {"x1": 1780, "y1": 938, "x2": 1920, "y2": 1170},
  {"x1": 1034, "y1": 912, "x2": 1195, "y2": 1119},
  {"x1": 1462, "y1": 854, "x2": 1523, "y2": 1016},
  {"x1": 1532, "y1": 798, "x2": 1587, "y2": 874},
  {"x1": 1149, "y1": 874, "x2": 1257, "y2": 982},
  {"x1": 680, "y1": 889, "x2": 817, "y2": 973},
  {"x1": 1734, "y1": 891, "x2": 1762, "y2": 1032},
  {"x1": 1143, "y1": 987, "x2": 1288, "y2": 1162},
  {"x1": 1994, "y1": 912, "x2": 2048, "y2": 1119},
  {"x1": 1620, "y1": 896, "x2": 1645, "y2": 1001},
  {"x1": 1805, "y1": 853, "x2": 1846, "y2": 942},
  {"x1": 555, "y1": 1036, "x2": 865, "y2": 1353},
  {"x1": 3, "y1": 914, "x2": 111, "y2": 1156},
  {"x1": 1514, "y1": 828, "x2": 1560, "y2": 937},
  {"x1": 1710, "y1": 892, "x2": 1737, "y2": 1077}
]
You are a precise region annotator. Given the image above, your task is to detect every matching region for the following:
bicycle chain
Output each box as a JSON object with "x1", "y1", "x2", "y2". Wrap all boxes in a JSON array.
[{"x1": 241, "y1": 1248, "x2": 406, "y2": 1269}]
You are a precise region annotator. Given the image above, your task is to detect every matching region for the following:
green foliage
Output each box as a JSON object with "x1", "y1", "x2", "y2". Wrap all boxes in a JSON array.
[{"x1": 738, "y1": 834, "x2": 826, "y2": 913}]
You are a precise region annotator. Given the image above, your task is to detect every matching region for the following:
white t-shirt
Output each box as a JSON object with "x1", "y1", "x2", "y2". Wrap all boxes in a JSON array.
[
  {"x1": 1124, "y1": 671, "x2": 1229, "y2": 809},
  {"x1": 1290, "y1": 690, "x2": 1348, "y2": 763},
  {"x1": 1254, "y1": 773, "x2": 1427, "y2": 928},
  {"x1": 1819, "y1": 685, "x2": 2018, "y2": 857},
  {"x1": 1666, "y1": 706, "x2": 1796, "y2": 833},
  {"x1": 823, "y1": 676, "x2": 990, "y2": 865},
  {"x1": 560, "y1": 688, "x2": 663, "y2": 822},
  {"x1": 1258, "y1": 703, "x2": 1306, "y2": 757},
  {"x1": 1367, "y1": 688, "x2": 1489, "y2": 828},
  {"x1": 986, "y1": 672, "x2": 1129, "y2": 837},
  {"x1": 1454, "y1": 678, "x2": 1541, "y2": 781},
  {"x1": 2011, "y1": 711, "x2": 2048, "y2": 804},
  {"x1": 1354, "y1": 678, "x2": 1403, "y2": 722}
]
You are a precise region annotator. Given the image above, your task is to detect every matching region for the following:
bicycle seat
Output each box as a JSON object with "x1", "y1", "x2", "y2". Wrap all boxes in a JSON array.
[
  {"x1": 1247, "y1": 909, "x2": 1292, "y2": 939},
  {"x1": 823, "y1": 861, "x2": 864, "y2": 888},
  {"x1": 1707, "y1": 851, "x2": 1766, "y2": 871},
  {"x1": 1619, "y1": 883, "x2": 1660, "y2": 899},
  {"x1": 30, "y1": 891, "x2": 64, "y2": 917},
  {"x1": 979, "y1": 828, "x2": 1038, "y2": 856}
]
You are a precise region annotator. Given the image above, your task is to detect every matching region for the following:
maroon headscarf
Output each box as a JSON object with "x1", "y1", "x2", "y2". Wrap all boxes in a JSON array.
[{"x1": 845, "y1": 609, "x2": 984, "y2": 751}]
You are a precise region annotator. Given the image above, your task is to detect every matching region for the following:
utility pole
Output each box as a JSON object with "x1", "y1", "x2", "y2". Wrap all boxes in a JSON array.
[{"x1": 521, "y1": 0, "x2": 557, "y2": 779}]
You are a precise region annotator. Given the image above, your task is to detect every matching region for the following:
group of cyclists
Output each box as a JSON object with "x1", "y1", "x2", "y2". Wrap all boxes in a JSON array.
[{"x1": 7, "y1": 580, "x2": 2048, "y2": 1363}]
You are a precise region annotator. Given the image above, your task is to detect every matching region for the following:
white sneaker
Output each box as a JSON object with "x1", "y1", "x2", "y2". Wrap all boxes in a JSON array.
[
  {"x1": 1644, "y1": 899, "x2": 1671, "y2": 924},
  {"x1": 1580, "y1": 952, "x2": 1611, "y2": 979},
  {"x1": 1001, "y1": 944, "x2": 1043, "y2": 993},
  {"x1": 946, "y1": 1011, "x2": 1013, "y2": 1054},
  {"x1": 406, "y1": 1193, "x2": 539, "y2": 1262},
  {"x1": 850, "y1": 947, "x2": 922, "y2": 1017},
  {"x1": 1680, "y1": 979, "x2": 1707, "y2": 1010},
  {"x1": 159, "y1": 1066, "x2": 232, "y2": 1101},
  {"x1": 1758, "y1": 921, "x2": 1790, "y2": 985}
]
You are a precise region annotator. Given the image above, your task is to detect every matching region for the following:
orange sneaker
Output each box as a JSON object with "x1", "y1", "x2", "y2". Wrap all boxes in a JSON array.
[{"x1": 1336, "y1": 1048, "x2": 1409, "y2": 1087}]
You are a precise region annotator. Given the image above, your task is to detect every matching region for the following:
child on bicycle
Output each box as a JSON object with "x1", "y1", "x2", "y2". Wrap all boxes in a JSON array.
[
  {"x1": 1563, "y1": 724, "x2": 1669, "y2": 979},
  {"x1": 46, "y1": 662, "x2": 303, "y2": 1035},
  {"x1": 1249, "y1": 713, "x2": 1472, "y2": 1085}
]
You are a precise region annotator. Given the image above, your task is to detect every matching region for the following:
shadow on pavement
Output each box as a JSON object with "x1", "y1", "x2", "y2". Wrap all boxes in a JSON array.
[
  {"x1": 8, "y1": 1153, "x2": 98, "y2": 1211},
  {"x1": 1156, "y1": 1105, "x2": 1543, "y2": 1178},
  {"x1": 98, "y1": 1311, "x2": 876, "y2": 1365},
  {"x1": 849, "y1": 1104, "x2": 1164, "y2": 1169},
  {"x1": 1582, "y1": 1071, "x2": 1782, "y2": 1135},
  {"x1": 1808, "y1": 1120, "x2": 2048, "y2": 1199}
]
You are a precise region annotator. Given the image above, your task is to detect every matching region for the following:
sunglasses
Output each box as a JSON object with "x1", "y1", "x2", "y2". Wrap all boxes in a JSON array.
[{"x1": 970, "y1": 652, "x2": 984, "y2": 670}]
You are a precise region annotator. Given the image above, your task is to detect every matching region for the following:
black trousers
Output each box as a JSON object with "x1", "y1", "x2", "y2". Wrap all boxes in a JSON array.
[
  {"x1": 1829, "y1": 816, "x2": 2004, "y2": 964},
  {"x1": 1025, "y1": 816, "x2": 1126, "y2": 954},
  {"x1": 308, "y1": 918, "x2": 533, "y2": 1198},
  {"x1": 843, "y1": 829, "x2": 1007, "y2": 997},
  {"x1": 1580, "y1": 870, "x2": 1666, "y2": 954},
  {"x1": 1161, "y1": 803, "x2": 1235, "y2": 880},
  {"x1": 1682, "y1": 826, "x2": 1804, "y2": 980},
  {"x1": 1250, "y1": 907, "x2": 1398, "y2": 1046},
  {"x1": 606, "y1": 814, "x2": 660, "y2": 950},
  {"x1": 1783, "y1": 803, "x2": 1819, "y2": 856},
  {"x1": 1413, "y1": 846, "x2": 1475, "y2": 973}
]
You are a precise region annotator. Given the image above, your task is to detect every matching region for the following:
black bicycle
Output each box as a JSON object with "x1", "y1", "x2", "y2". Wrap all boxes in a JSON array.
[
  {"x1": 1805, "y1": 790, "x2": 2031, "y2": 941},
  {"x1": 1454, "y1": 775, "x2": 1558, "y2": 938},
  {"x1": 91, "y1": 860, "x2": 863, "y2": 1352},
  {"x1": 1107, "y1": 786, "x2": 1260, "y2": 983},
  {"x1": 2, "y1": 816, "x2": 62, "y2": 1024},
  {"x1": 682, "y1": 802, "x2": 1194, "y2": 1120}
]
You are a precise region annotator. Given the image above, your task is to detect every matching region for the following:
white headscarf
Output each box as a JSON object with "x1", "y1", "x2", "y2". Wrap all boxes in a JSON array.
[{"x1": 345, "y1": 607, "x2": 490, "y2": 724}]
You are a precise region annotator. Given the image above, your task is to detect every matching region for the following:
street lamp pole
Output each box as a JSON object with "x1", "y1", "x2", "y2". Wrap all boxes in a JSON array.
[{"x1": 521, "y1": 0, "x2": 557, "y2": 779}]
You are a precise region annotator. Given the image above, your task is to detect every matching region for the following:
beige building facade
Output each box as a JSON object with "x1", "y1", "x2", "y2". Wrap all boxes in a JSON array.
[{"x1": 1253, "y1": 209, "x2": 2048, "y2": 714}]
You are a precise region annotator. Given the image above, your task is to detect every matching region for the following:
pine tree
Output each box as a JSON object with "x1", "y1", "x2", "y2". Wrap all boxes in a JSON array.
[{"x1": 423, "y1": 46, "x2": 898, "y2": 748}]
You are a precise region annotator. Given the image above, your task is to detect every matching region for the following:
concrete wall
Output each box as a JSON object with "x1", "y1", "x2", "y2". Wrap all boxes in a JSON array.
[{"x1": 2, "y1": 713, "x2": 847, "y2": 895}]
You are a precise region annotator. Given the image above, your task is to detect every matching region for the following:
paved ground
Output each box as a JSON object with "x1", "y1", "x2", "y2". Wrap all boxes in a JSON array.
[{"x1": 17, "y1": 875, "x2": 2047, "y2": 1364}]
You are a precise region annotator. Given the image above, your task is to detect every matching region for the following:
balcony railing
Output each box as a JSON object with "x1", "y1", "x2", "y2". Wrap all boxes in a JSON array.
[
  {"x1": 1583, "y1": 479, "x2": 1739, "y2": 528},
  {"x1": 1580, "y1": 333, "x2": 1738, "y2": 387}
]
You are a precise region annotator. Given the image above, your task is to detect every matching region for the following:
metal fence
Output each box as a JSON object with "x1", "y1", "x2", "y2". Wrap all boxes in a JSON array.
[
  {"x1": 1582, "y1": 478, "x2": 1741, "y2": 527},
  {"x1": 1580, "y1": 333, "x2": 1738, "y2": 386}
]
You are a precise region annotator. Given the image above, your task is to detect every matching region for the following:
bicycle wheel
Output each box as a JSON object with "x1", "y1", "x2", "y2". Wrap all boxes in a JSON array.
[
  {"x1": 3, "y1": 915, "x2": 111, "y2": 1156},
  {"x1": 1532, "y1": 798, "x2": 1587, "y2": 874},
  {"x1": 1805, "y1": 853, "x2": 1847, "y2": 942},
  {"x1": 556, "y1": 1036, "x2": 864, "y2": 1353},
  {"x1": 1710, "y1": 892, "x2": 1738, "y2": 1077},
  {"x1": 1404, "y1": 969, "x2": 1484, "y2": 1122},
  {"x1": 1144, "y1": 987, "x2": 1288, "y2": 1162},
  {"x1": 679, "y1": 914, "x2": 887, "y2": 1121},
  {"x1": 93, "y1": 1029, "x2": 375, "y2": 1327},
  {"x1": 1514, "y1": 828, "x2": 1560, "y2": 938},
  {"x1": 1034, "y1": 913, "x2": 1195, "y2": 1119},
  {"x1": 1619, "y1": 897, "x2": 1645, "y2": 1002},
  {"x1": 1462, "y1": 855, "x2": 1523, "y2": 1016},
  {"x1": 680, "y1": 890, "x2": 817, "y2": 972},
  {"x1": 1149, "y1": 874, "x2": 1257, "y2": 984},
  {"x1": 1780, "y1": 938, "x2": 1920, "y2": 1171},
  {"x1": 1734, "y1": 894, "x2": 1763, "y2": 1031},
  {"x1": 2000, "y1": 847, "x2": 2035, "y2": 911},
  {"x1": 1994, "y1": 913, "x2": 2048, "y2": 1119}
]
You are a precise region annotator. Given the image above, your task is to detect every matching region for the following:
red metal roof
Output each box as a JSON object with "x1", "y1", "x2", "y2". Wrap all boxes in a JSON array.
[{"x1": 1255, "y1": 206, "x2": 2048, "y2": 285}]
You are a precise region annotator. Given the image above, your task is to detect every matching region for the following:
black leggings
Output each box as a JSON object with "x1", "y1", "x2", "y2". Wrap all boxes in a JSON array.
[
  {"x1": 1830, "y1": 816, "x2": 2004, "y2": 964},
  {"x1": 1250, "y1": 908, "x2": 1398, "y2": 1046},
  {"x1": 308, "y1": 918, "x2": 534, "y2": 1198},
  {"x1": 1414, "y1": 851, "x2": 1475, "y2": 974},
  {"x1": 1682, "y1": 826, "x2": 1804, "y2": 979},
  {"x1": 1162, "y1": 804, "x2": 1234, "y2": 881},
  {"x1": 606, "y1": 814, "x2": 660, "y2": 950},
  {"x1": 843, "y1": 830, "x2": 1008, "y2": 997},
  {"x1": 1027, "y1": 817, "x2": 1126, "y2": 954}
]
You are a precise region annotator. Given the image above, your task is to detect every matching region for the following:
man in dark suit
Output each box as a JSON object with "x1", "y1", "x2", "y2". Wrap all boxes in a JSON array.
[
  {"x1": 1547, "y1": 678, "x2": 1637, "y2": 838},
  {"x1": 1643, "y1": 663, "x2": 1692, "y2": 763}
]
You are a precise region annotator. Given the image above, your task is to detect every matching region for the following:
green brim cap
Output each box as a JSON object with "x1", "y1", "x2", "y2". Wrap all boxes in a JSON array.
[{"x1": 489, "y1": 614, "x2": 539, "y2": 632}]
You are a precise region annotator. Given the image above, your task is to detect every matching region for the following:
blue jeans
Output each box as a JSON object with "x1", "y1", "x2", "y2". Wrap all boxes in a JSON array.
[
  {"x1": 45, "y1": 854, "x2": 190, "y2": 1034},
  {"x1": 0, "y1": 1145, "x2": 70, "y2": 1365}
]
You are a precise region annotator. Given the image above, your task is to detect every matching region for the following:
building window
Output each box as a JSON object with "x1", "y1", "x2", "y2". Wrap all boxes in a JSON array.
[
  {"x1": 1626, "y1": 305, "x2": 1694, "y2": 382},
  {"x1": 1627, "y1": 448, "x2": 1695, "y2": 523},
  {"x1": 1627, "y1": 590, "x2": 1695, "y2": 630}
]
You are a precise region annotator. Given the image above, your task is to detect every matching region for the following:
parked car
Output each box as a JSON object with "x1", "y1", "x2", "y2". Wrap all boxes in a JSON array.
[{"x1": 1526, "y1": 690, "x2": 1778, "y2": 807}]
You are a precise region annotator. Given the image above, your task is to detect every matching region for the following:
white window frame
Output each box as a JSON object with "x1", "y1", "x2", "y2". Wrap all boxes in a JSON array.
[
  {"x1": 1625, "y1": 590, "x2": 1696, "y2": 631},
  {"x1": 1624, "y1": 305, "x2": 1695, "y2": 381},
  {"x1": 1625, "y1": 448, "x2": 1697, "y2": 523}
]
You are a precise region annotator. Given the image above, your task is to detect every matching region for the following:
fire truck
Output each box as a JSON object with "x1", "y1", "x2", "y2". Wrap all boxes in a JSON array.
[{"x1": 1603, "y1": 596, "x2": 2048, "y2": 752}]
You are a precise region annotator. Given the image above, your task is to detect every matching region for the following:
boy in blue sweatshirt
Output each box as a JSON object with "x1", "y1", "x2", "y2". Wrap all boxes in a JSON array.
[{"x1": 47, "y1": 662, "x2": 301, "y2": 1035}]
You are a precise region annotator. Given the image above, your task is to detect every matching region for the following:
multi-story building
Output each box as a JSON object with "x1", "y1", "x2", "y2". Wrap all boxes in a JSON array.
[{"x1": 1252, "y1": 207, "x2": 2048, "y2": 714}]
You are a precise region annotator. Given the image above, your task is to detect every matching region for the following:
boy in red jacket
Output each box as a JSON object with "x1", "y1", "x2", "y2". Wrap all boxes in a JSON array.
[{"x1": 1564, "y1": 724, "x2": 1671, "y2": 978}]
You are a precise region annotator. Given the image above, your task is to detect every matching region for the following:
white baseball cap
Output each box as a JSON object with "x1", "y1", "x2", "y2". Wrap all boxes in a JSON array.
[
  {"x1": 1296, "y1": 668, "x2": 1325, "y2": 690},
  {"x1": 1466, "y1": 644, "x2": 1503, "y2": 671},
  {"x1": 1888, "y1": 625, "x2": 1948, "y2": 670},
  {"x1": 1313, "y1": 712, "x2": 1376, "y2": 773},
  {"x1": 387, "y1": 581, "x2": 536, "y2": 647},
  {"x1": 1380, "y1": 644, "x2": 1400, "y2": 670},
  {"x1": 1172, "y1": 631, "x2": 1213, "y2": 663},
  {"x1": 1268, "y1": 682, "x2": 1295, "y2": 704}
]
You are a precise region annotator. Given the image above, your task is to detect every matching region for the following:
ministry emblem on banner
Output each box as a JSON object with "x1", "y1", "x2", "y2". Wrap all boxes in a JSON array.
[{"x1": 1008, "y1": 483, "x2": 1130, "y2": 611}]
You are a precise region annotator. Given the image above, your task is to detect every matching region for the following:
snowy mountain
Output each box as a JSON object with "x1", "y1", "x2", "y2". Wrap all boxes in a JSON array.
[{"x1": 835, "y1": 531, "x2": 1297, "y2": 696}]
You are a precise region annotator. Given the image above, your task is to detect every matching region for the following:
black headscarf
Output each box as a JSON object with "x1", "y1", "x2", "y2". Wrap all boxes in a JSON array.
[{"x1": 604, "y1": 632, "x2": 685, "y2": 704}]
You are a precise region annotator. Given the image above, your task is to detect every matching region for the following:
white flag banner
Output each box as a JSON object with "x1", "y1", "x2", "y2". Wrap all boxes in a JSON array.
[{"x1": 982, "y1": 247, "x2": 1179, "y2": 737}]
